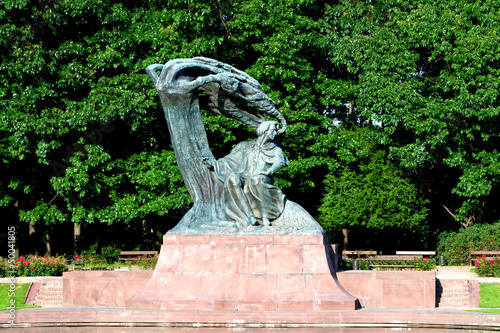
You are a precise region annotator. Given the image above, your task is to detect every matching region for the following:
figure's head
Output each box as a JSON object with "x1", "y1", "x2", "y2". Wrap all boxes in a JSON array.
[{"x1": 256, "y1": 121, "x2": 279, "y2": 140}]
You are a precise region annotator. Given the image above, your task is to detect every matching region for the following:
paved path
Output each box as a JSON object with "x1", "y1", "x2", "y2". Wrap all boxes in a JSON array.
[{"x1": 2, "y1": 306, "x2": 500, "y2": 330}]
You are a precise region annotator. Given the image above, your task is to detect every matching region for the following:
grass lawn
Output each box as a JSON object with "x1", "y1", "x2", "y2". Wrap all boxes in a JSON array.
[
  {"x1": 479, "y1": 283, "x2": 500, "y2": 308},
  {"x1": 0, "y1": 283, "x2": 41, "y2": 311},
  {"x1": 469, "y1": 283, "x2": 500, "y2": 313},
  {"x1": 472, "y1": 309, "x2": 500, "y2": 314}
]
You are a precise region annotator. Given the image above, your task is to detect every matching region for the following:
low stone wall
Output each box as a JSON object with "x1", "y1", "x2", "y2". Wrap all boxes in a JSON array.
[
  {"x1": 63, "y1": 270, "x2": 435, "y2": 308},
  {"x1": 337, "y1": 271, "x2": 436, "y2": 308},
  {"x1": 63, "y1": 271, "x2": 152, "y2": 307}
]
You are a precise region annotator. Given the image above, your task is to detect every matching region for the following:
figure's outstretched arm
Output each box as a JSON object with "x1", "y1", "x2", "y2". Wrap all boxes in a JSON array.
[{"x1": 145, "y1": 64, "x2": 164, "y2": 85}]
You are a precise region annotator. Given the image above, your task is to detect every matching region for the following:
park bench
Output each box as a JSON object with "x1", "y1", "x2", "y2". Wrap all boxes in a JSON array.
[
  {"x1": 342, "y1": 250, "x2": 378, "y2": 259},
  {"x1": 369, "y1": 255, "x2": 419, "y2": 270},
  {"x1": 119, "y1": 250, "x2": 158, "y2": 263},
  {"x1": 469, "y1": 251, "x2": 500, "y2": 266},
  {"x1": 396, "y1": 251, "x2": 435, "y2": 257}
]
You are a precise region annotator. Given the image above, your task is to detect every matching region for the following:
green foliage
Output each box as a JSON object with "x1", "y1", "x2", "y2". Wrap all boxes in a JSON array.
[
  {"x1": 319, "y1": 128, "x2": 429, "y2": 236},
  {"x1": 126, "y1": 253, "x2": 158, "y2": 270},
  {"x1": 479, "y1": 284, "x2": 500, "y2": 308},
  {"x1": 437, "y1": 222, "x2": 500, "y2": 265},
  {"x1": 0, "y1": 0, "x2": 222, "y2": 233},
  {"x1": 0, "y1": 0, "x2": 499, "y2": 255},
  {"x1": 322, "y1": 0, "x2": 500, "y2": 227},
  {"x1": 0, "y1": 255, "x2": 66, "y2": 277},
  {"x1": 99, "y1": 245, "x2": 121, "y2": 263},
  {"x1": 81, "y1": 254, "x2": 108, "y2": 270},
  {"x1": 80, "y1": 243, "x2": 121, "y2": 264}
]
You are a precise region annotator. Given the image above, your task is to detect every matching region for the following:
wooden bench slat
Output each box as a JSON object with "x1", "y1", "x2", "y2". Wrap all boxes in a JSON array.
[
  {"x1": 369, "y1": 255, "x2": 418, "y2": 261},
  {"x1": 396, "y1": 251, "x2": 435, "y2": 255},
  {"x1": 120, "y1": 251, "x2": 158, "y2": 255},
  {"x1": 469, "y1": 251, "x2": 500, "y2": 265},
  {"x1": 119, "y1": 250, "x2": 158, "y2": 262},
  {"x1": 370, "y1": 264, "x2": 414, "y2": 268},
  {"x1": 342, "y1": 251, "x2": 377, "y2": 255}
]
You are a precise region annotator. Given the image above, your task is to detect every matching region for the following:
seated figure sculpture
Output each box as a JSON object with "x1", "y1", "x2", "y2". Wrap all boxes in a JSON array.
[
  {"x1": 146, "y1": 57, "x2": 324, "y2": 235},
  {"x1": 203, "y1": 121, "x2": 288, "y2": 228}
]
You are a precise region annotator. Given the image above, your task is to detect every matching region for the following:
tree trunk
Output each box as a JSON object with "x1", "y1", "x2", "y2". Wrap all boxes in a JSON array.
[
  {"x1": 45, "y1": 230, "x2": 51, "y2": 256},
  {"x1": 29, "y1": 221, "x2": 36, "y2": 235},
  {"x1": 29, "y1": 221, "x2": 36, "y2": 254},
  {"x1": 74, "y1": 223, "x2": 81, "y2": 253},
  {"x1": 342, "y1": 228, "x2": 349, "y2": 250}
]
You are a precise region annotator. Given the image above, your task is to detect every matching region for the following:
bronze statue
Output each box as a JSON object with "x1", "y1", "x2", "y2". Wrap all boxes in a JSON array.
[{"x1": 146, "y1": 57, "x2": 324, "y2": 235}]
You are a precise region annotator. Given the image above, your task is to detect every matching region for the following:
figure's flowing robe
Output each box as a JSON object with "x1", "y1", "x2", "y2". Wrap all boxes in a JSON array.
[{"x1": 213, "y1": 141, "x2": 288, "y2": 225}]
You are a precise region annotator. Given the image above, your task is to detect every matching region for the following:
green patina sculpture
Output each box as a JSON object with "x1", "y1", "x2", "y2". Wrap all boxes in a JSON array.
[
  {"x1": 204, "y1": 121, "x2": 288, "y2": 228},
  {"x1": 146, "y1": 57, "x2": 324, "y2": 235}
]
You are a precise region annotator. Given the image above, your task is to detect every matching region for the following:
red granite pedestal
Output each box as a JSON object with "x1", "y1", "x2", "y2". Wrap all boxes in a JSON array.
[{"x1": 126, "y1": 234, "x2": 359, "y2": 311}]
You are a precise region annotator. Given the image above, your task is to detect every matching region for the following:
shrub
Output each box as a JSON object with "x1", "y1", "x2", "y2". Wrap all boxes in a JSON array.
[
  {"x1": 100, "y1": 245, "x2": 121, "y2": 263},
  {"x1": 437, "y1": 222, "x2": 500, "y2": 266},
  {"x1": 81, "y1": 244, "x2": 121, "y2": 264},
  {"x1": 0, "y1": 260, "x2": 10, "y2": 277},
  {"x1": 474, "y1": 257, "x2": 500, "y2": 277},
  {"x1": 0, "y1": 255, "x2": 67, "y2": 277},
  {"x1": 75, "y1": 254, "x2": 108, "y2": 270},
  {"x1": 416, "y1": 257, "x2": 436, "y2": 271},
  {"x1": 126, "y1": 254, "x2": 158, "y2": 270}
]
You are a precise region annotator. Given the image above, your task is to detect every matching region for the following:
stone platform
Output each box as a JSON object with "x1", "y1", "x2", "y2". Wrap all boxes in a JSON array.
[
  {"x1": 3, "y1": 307, "x2": 500, "y2": 330},
  {"x1": 125, "y1": 234, "x2": 359, "y2": 311},
  {"x1": 63, "y1": 270, "x2": 436, "y2": 309}
]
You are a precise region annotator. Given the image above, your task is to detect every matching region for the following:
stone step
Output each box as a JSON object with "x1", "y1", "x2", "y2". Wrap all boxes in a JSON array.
[
  {"x1": 38, "y1": 287, "x2": 62, "y2": 291},
  {"x1": 38, "y1": 295, "x2": 63, "y2": 299},
  {"x1": 435, "y1": 278, "x2": 472, "y2": 308},
  {"x1": 34, "y1": 278, "x2": 64, "y2": 307}
]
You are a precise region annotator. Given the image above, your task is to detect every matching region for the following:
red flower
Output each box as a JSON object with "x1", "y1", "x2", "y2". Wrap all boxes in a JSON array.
[
  {"x1": 33, "y1": 268, "x2": 36, "y2": 271},
  {"x1": 475, "y1": 262, "x2": 480, "y2": 266},
  {"x1": 424, "y1": 257, "x2": 428, "y2": 263},
  {"x1": 17, "y1": 258, "x2": 24, "y2": 262},
  {"x1": 75, "y1": 255, "x2": 80, "y2": 259},
  {"x1": 94, "y1": 255, "x2": 97, "y2": 258},
  {"x1": 489, "y1": 260, "x2": 494, "y2": 264},
  {"x1": 85, "y1": 255, "x2": 87, "y2": 258}
]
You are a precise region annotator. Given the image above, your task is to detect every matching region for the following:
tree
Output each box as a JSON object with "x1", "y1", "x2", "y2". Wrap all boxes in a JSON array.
[
  {"x1": 322, "y1": 0, "x2": 500, "y2": 227},
  {"x1": 0, "y1": 0, "x2": 339, "y2": 253},
  {"x1": 3, "y1": 0, "x2": 497, "y2": 256},
  {"x1": 0, "y1": 0, "x2": 238, "y2": 253},
  {"x1": 318, "y1": 127, "x2": 429, "y2": 249}
]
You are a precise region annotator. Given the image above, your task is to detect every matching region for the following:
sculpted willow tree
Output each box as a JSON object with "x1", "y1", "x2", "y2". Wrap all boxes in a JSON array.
[{"x1": 146, "y1": 57, "x2": 323, "y2": 234}]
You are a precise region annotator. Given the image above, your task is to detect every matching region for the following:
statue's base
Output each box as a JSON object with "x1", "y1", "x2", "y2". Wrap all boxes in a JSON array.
[{"x1": 126, "y1": 234, "x2": 359, "y2": 311}]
